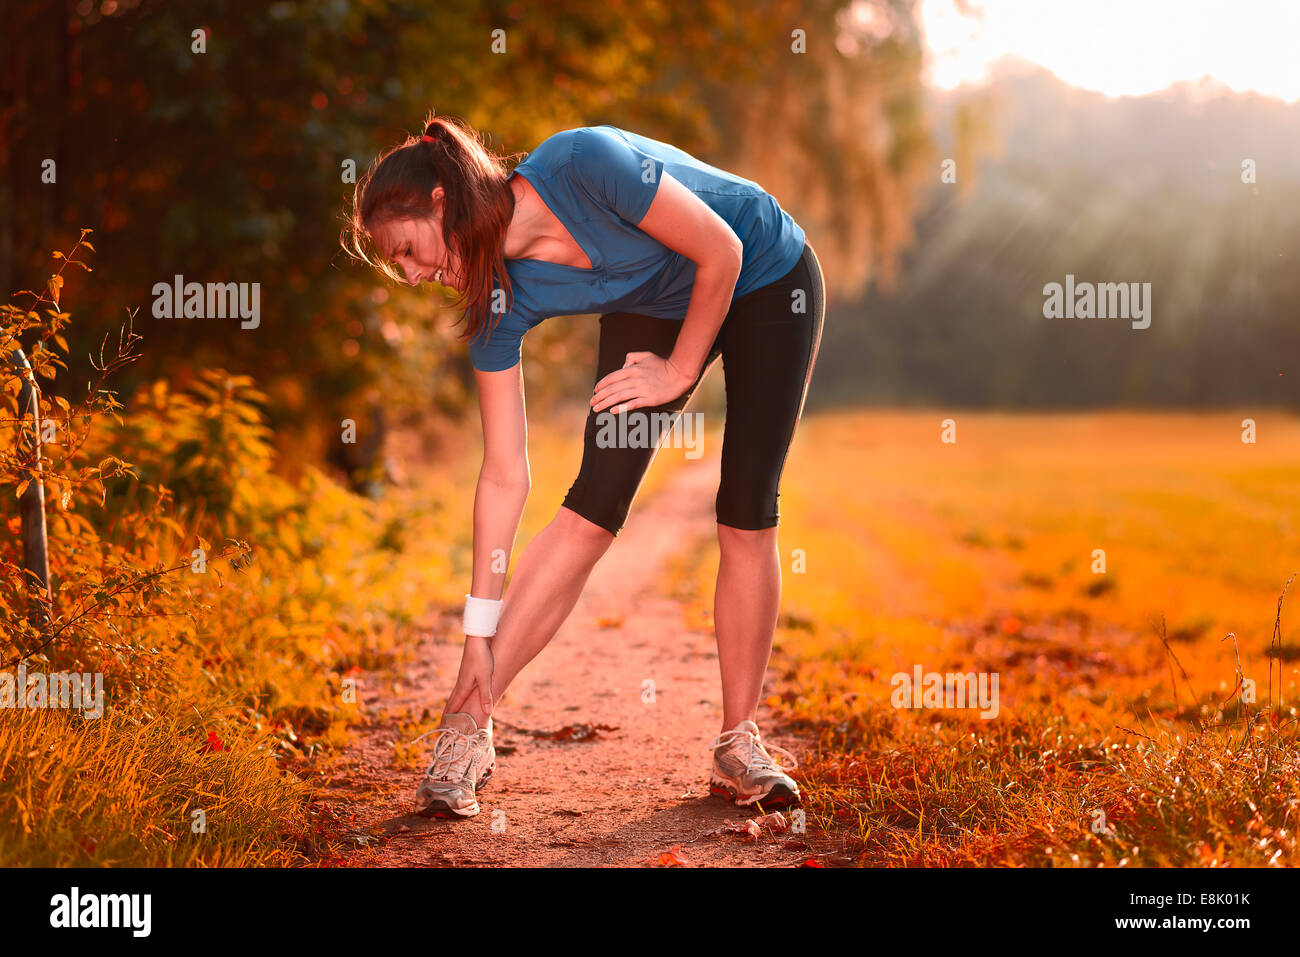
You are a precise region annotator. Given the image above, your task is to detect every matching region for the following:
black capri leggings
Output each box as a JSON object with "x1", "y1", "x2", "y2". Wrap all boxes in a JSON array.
[{"x1": 561, "y1": 240, "x2": 825, "y2": 536}]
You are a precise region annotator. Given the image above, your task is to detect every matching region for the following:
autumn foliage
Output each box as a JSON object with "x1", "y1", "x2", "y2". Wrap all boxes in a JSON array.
[{"x1": 0, "y1": 235, "x2": 462, "y2": 865}]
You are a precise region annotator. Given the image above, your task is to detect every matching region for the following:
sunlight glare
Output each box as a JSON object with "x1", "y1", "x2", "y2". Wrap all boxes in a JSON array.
[{"x1": 919, "y1": 0, "x2": 1300, "y2": 101}]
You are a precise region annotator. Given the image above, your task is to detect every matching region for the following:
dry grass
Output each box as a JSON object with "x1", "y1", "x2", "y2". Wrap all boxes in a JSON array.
[
  {"x1": 0, "y1": 703, "x2": 331, "y2": 866},
  {"x1": 664, "y1": 409, "x2": 1300, "y2": 866}
]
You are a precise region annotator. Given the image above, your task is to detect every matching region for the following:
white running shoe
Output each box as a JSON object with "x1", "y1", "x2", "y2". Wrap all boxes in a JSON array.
[
  {"x1": 413, "y1": 711, "x2": 495, "y2": 819},
  {"x1": 708, "y1": 719, "x2": 802, "y2": 809}
]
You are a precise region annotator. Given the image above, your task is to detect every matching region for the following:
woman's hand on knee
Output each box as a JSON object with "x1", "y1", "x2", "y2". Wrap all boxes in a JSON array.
[{"x1": 591, "y1": 351, "x2": 694, "y2": 414}]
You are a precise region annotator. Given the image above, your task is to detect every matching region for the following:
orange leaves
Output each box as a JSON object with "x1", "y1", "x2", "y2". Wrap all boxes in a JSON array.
[
  {"x1": 518, "y1": 722, "x2": 620, "y2": 743},
  {"x1": 728, "y1": 819, "x2": 762, "y2": 842},
  {"x1": 652, "y1": 843, "x2": 690, "y2": 867},
  {"x1": 713, "y1": 811, "x2": 790, "y2": 842},
  {"x1": 651, "y1": 812, "x2": 797, "y2": 866}
]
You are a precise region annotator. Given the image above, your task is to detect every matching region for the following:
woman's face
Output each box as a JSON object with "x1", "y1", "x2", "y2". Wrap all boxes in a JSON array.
[{"x1": 370, "y1": 187, "x2": 464, "y2": 291}]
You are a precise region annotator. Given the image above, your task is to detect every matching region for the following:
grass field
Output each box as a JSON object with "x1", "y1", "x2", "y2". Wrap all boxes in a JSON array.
[
  {"x1": 665, "y1": 409, "x2": 1300, "y2": 866},
  {"x1": 8, "y1": 396, "x2": 1294, "y2": 867}
]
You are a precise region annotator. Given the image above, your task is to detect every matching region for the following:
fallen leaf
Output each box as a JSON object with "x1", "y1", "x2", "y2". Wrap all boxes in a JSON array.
[
  {"x1": 714, "y1": 818, "x2": 763, "y2": 842},
  {"x1": 533, "y1": 722, "x2": 619, "y2": 742},
  {"x1": 653, "y1": 844, "x2": 690, "y2": 867}
]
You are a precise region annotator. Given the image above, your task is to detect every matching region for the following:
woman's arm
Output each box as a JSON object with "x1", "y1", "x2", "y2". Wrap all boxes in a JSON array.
[
  {"x1": 590, "y1": 170, "x2": 743, "y2": 414},
  {"x1": 638, "y1": 171, "x2": 743, "y2": 381},
  {"x1": 470, "y1": 360, "x2": 531, "y2": 601}
]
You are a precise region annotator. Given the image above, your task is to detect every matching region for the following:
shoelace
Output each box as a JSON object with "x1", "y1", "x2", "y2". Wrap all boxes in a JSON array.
[
  {"x1": 707, "y1": 727, "x2": 799, "y2": 773},
  {"x1": 410, "y1": 726, "x2": 488, "y2": 781}
]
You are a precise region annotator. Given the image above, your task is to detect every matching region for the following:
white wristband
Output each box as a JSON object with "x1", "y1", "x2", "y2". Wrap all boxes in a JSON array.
[{"x1": 463, "y1": 594, "x2": 504, "y2": 637}]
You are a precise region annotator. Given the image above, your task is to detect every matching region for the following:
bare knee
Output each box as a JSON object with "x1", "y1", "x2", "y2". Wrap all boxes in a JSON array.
[
  {"x1": 556, "y1": 505, "x2": 617, "y2": 552},
  {"x1": 717, "y1": 522, "x2": 778, "y2": 555}
]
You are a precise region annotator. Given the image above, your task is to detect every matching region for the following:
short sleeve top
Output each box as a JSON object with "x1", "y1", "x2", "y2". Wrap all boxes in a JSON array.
[{"x1": 468, "y1": 125, "x2": 806, "y2": 372}]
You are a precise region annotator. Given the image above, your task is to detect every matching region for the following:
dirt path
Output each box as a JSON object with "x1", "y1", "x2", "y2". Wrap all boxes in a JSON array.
[{"x1": 318, "y1": 454, "x2": 841, "y2": 867}]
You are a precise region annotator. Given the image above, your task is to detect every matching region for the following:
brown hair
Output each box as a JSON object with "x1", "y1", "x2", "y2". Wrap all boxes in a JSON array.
[{"x1": 341, "y1": 111, "x2": 526, "y2": 346}]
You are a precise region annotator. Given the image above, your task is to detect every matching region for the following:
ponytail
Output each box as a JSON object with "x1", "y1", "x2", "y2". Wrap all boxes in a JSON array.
[{"x1": 342, "y1": 112, "x2": 526, "y2": 346}]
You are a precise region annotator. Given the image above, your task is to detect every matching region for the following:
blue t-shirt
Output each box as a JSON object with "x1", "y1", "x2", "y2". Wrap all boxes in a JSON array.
[{"x1": 467, "y1": 125, "x2": 807, "y2": 372}]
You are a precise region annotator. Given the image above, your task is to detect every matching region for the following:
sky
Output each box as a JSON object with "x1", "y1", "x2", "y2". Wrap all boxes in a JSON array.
[{"x1": 916, "y1": 0, "x2": 1300, "y2": 101}]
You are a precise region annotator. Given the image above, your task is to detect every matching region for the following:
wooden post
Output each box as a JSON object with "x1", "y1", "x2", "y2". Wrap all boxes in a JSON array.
[{"x1": 11, "y1": 347, "x2": 51, "y2": 638}]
